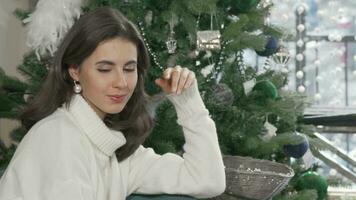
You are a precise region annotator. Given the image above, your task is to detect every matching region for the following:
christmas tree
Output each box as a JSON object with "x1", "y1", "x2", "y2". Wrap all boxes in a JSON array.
[{"x1": 0, "y1": 0, "x2": 330, "y2": 199}]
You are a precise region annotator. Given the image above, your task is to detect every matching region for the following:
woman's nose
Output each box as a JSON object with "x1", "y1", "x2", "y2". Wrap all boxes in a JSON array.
[{"x1": 113, "y1": 70, "x2": 128, "y2": 89}]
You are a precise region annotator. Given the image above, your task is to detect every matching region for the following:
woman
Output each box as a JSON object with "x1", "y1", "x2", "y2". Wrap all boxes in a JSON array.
[{"x1": 0, "y1": 7, "x2": 226, "y2": 200}]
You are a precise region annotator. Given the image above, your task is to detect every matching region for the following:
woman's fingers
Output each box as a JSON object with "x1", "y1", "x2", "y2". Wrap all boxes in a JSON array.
[
  {"x1": 176, "y1": 68, "x2": 190, "y2": 94},
  {"x1": 170, "y1": 65, "x2": 181, "y2": 93},
  {"x1": 184, "y1": 71, "x2": 196, "y2": 89},
  {"x1": 157, "y1": 65, "x2": 196, "y2": 94}
]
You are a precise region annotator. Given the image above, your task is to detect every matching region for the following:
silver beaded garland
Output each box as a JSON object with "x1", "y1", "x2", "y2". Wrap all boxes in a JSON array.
[{"x1": 138, "y1": 22, "x2": 164, "y2": 71}]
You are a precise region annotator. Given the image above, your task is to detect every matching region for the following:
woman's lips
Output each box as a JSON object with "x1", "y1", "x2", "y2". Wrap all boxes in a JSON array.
[{"x1": 108, "y1": 95, "x2": 126, "y2": 103}]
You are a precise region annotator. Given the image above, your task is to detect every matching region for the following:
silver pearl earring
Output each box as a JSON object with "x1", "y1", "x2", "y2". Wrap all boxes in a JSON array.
[{"x1": 73, "y1": 81, "x2": 82, "y2": 94}]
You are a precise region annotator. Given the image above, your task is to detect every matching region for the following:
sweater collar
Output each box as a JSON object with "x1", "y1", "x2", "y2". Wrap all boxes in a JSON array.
[{"x1": 65, "y1": 94, "x2": 126, "y2": 156}]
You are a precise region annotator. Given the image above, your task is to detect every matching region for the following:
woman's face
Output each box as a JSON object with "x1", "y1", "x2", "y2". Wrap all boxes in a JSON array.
[{"x1": 69, "y1": 37, "x2": 138, "y2": 119}]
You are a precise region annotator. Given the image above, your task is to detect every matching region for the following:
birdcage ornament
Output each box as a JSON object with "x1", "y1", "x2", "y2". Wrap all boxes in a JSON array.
[
  {"x1": 166, "y1": 13, "x2": 178, "y2": 54},
  {"x1": 166, "y1": 31, "x2": 177, "y2": 54},
  {"x1": 196, "y1": 13, "x2": 221, "y2": 51}
]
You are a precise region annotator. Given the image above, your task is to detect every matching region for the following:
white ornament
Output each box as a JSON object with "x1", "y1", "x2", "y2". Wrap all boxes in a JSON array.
[
  {"x1": 296, "y1": 54, "x2": 304, "y2": 61},
  {"x1": 203, "y1": 50, "x2": 212, "y2": 58},
  {"x1": 296, "y1": 70, "x2": 304, "y2": 79},
  {"x1": 297, "y1": 85, "x2": 305, "y2": 93},
  {"x1": 24, "y1": 0, "x2": 83, "y2": 58},
  {"x1": 335, "y1": 34, "x2": 342, "y2": 42},
  {"x1": 297, "y1": 5, "x2": 306, "y2": 15},
  {"x1": 328, "y1": 33, "x2": 336, "y2": 41},
  {"x1": 243, "y1": 78, "x2": 256, "y2": 95},
  {"x1": 195, "y1": 60, "x2": 201, "y2": 66},
  {"x1": 297, "y1": 24, "x2": 305, "y2": 32},
  {"x1": 259, "y1": 121, "x2": 277, "y2": 142},
  {"x1": 297, "y1": 39, "x2": 304, "y2": 47},
  {"x1": 200, "y1": 64, "x2": 215, "y2": 78}
]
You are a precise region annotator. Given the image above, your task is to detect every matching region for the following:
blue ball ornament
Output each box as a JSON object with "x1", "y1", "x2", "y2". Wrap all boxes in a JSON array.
[
  {"x1": 256, "y1": 36, "x2": 279, "y2": 57},
  {"x1": 283, "y1": 134, "x2": 309, "y2": 158}
]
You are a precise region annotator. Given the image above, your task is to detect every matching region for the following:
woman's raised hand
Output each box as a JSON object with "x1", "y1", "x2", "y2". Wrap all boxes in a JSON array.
[{"x1": 155, "y1": 65, "x2": 196, "y2": 95}]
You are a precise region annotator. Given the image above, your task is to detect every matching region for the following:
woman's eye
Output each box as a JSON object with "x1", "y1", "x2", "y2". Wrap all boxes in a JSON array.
[
  {"x1": 97, "y1": 69, "x2": 111, "y2": 73},
  {"x1": 124, "y1": 66, "x2": 137, "y2": 72}
]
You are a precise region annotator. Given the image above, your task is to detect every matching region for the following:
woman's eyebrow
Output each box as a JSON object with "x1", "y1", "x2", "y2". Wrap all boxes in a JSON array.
[
  {"x1": 95, "y1": 60, "x2": 116, "y2": 66},
  {"x1": 123, "y1": 60, "x2": 137, "y2": 67},
  {"x1": 95, "y1": 60, "x2": 137, "y2": 67}
]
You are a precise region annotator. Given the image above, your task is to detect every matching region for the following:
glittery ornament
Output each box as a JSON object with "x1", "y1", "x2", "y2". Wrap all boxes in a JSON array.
[
  {"x1": 166, "y1": 33, "x2": 177, "y2": 54},
  {"x1": 272, "y1": 46, "x2": 290, "y2": 66},
  {"x1": 256, "y1": 36, "x2": 279, "y2": 57},
  {"x1": 210, "y1": 83, "x2": 234, "y2": 109},
  {"x1": 197, "y1": 30, "x2": 221, "y2": 51},
  {"x1": 295, "y1": 170, "x2": 328, "y2": 200},
  {"x1": 283, "y1": 133, "x2": 309, "y2": 158},
  {"x1": 252, "y1": 80, "x2": 278, "y2": 100}
]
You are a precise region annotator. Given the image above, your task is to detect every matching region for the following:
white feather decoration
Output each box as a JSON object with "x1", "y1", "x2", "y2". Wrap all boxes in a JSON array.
[{"x1": 24, "y1": 0, "x2": 83, "y2": 58}]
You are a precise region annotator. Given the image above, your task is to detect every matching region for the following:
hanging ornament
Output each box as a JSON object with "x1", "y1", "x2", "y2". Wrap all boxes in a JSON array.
[
  {"x1": 283, "y1": 133, "x2": 309, "y2": 158},
  {"x1": 201, "y1": 64, "x2": 215, "y2": 78},
  {"x1": 259, "y1": 120, "x2": 277, "y2": 142},
  {"x1": 166, "y1": 13, "x2": 178, "y2": 54},
  {"x1": 197, "y1": 31, "x2": 221, "y2": 51},
  {"x1": 210, "y1": 83, "x2": 234, "y2": 109},
  {"x1": 272, "y1": 46, "x2": 291, "y2": 67},
  {"x1": 144, "y1": 10, "x2": 153, "y2": 26},
  {"x1": 252, "y1": 80, "x2": 278, "y2": 100},
  {"x1": 196, "y1": 13, "x2": 221, "y2": 51},
  {"x1": 24, "y1": 0, "x2": 83, "y2": 58},
  {"x1": 256, "y1": 36, "x2": 279, "y2": 57},
  {"x1": 166, "y1": 33, "x2": 177, "y2": 54},
  {"x1": 295, "y1": 170, "x2": 328, "y2": 200}
]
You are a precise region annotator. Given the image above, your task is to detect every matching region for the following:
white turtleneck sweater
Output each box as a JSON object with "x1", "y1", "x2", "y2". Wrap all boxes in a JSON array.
[{"x1": 0, "y1": 82, "x2": 226, "y2": 200}]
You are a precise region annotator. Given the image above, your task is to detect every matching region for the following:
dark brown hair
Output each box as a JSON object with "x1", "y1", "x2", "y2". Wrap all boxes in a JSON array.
[{"x1": 20, "y1": 7, "x2": 154, "y2": 162}]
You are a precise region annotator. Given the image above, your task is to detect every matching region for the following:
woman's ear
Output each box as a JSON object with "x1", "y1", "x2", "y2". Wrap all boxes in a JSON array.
[{"x1": 68, "y1": 64, "x2": 80, "y2": 81}]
